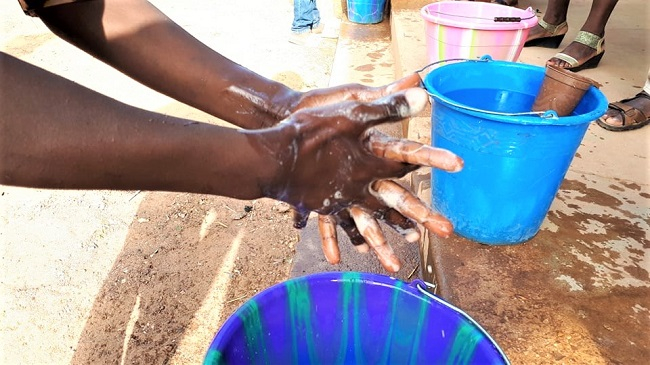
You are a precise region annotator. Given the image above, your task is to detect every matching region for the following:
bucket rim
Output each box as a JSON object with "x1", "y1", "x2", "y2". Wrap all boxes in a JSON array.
[
  {"x1": 420, "y1": 1, "x2": 538, "y2": 31},
  {"x1": 205, "y1": 271, "x2": 510, "y2": 364},
  {"x1": 423, "y1": 59, "x2": 609, "y2": 126}
]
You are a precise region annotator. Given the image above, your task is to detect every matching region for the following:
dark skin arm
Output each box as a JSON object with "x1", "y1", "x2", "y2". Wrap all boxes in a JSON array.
[
  {"x1": 1, "y1": 52, "x2": 280, "y2": 197},
  {"x1": 12, "y1": 0, "x2": 464, "y2": 272},
  {"x1": 1, "y1": 52, "x2": 458, "y2": 218},
  {"x1": 36, "y1": 0, "x2": 295, "y2": 129},
  {"x1": 1, "y1": 51, "x2": 462, "y2": 272},
  {"x1": 35, "y1": 0, "x2": 425, "y2": 129}
]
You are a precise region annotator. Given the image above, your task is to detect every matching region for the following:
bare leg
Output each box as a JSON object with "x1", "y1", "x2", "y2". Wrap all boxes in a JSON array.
[
  {"x1": 548, "y1": 0, "x2": 618, "y2": 69},
  {"x1": 526, "y1": 0, "x2": 570, "y2": 41}
]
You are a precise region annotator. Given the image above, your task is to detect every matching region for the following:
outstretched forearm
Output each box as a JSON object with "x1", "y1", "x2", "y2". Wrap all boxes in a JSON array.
[
  {"x1": 0, "y1": 52, "x2": 284, "y2": 198},
  {"x1": 36, "y1": 0, "x2": 299, "y2": 129}
]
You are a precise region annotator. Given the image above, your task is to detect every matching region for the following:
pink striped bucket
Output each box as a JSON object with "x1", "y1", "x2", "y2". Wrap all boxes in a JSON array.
[{"x1": 420, "y1": 1, "x2": 538, "y2": 64}]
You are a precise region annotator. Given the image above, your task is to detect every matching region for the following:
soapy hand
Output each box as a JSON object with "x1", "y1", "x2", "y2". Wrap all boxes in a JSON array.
[
  {"x1": 290, "y1": 73, "x2": 425, "y2": 112},
  {"x1": 318, "y1": 133, "x2": 462, "y2": 273},
  {"x1": 260, "y1": 82, "x2": 463, "y2": 273},
  {"x1": 285, "y1": 73, "x2": 463, "y2": 272}
]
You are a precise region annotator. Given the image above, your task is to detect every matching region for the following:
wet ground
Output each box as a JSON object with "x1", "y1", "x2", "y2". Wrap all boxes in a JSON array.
[{"x1": 2, "y1": 0, "x2": 648, "y2": 363}]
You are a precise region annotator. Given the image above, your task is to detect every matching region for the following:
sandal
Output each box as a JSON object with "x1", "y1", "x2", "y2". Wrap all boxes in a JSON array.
[
  {"x1": 524, "y1": 19, "x2": 568, "y2": 48},
  {"x1": 550, "y1": 31, "x2": 605, "y2": 72},
  {"x1": 596, "y1": 91, "x2": 650, "y2": 131}
]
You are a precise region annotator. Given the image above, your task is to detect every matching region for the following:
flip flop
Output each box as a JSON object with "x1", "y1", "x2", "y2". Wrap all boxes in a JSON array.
[{"x1": 596, "y1": 91, "x2": 650, "y2": 131}]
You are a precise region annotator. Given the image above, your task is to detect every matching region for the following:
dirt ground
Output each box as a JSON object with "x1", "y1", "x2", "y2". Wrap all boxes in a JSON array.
[
  {"x1": 68, "y1": 193, "x2": 300, "y2": 364},
  {"x1": 1, "y1": 1, "x2": 339, "y2": 363}
]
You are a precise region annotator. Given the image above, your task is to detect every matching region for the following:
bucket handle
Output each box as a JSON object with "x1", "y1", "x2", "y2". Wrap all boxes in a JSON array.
[
  {"x1": 415, "y1": 54, "x2": 494, "y2": 74},
  {"x1": 416, "y1": 55, "x2": 560, "y2": 120},
  {"x1": 413, "y1": 280, "x2": 512, "y2": 365},
  {"x1": 428, "y1": 94, "x2": 560, "y2": 119},
  {"x1": 423, "y1": 6, "x2": 538, "y2": 23}
]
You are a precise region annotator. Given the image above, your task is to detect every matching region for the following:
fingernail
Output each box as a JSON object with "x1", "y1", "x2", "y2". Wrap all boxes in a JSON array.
[
  {"x1": 449, "y1": 155, "x2": 464, "y2": 173},
  {"x1": 355, "y1": 244, "x2": 370, "y2": 253},
  {"x1": 326, "y1": 256, "x2": 341, "y2": 265},
  {"x1": 386, "y1": 73, "x2": 422, "y2": 93},
  {"x1": 405, "y1": 230, "x2": 420, "y2": 243},
  {"x1": 387, "y1": 259, "x2": 401, "y2": 273},
  {"x1": 424, "y1": 220, "x2": 453, "y2": 238},
  {"x1": 404, "y1": 88, "x2": 429, "y2": 114},
  {"x1": 439, "y1": 224, "x2": 452, "y2": 238},
  {"x1": 292, "y1": 209, "x2": 310, "y2": 229}
]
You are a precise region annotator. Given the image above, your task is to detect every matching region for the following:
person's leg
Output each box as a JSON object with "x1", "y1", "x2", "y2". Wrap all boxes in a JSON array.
[
  {"x1": 597, "y1": 67, "x2": 650, "y2": 131},
  {"x1": 547, "y1": 0, "x2": 618, "y2": 70},
  {"x1": 292, "y1": 0, "x2": 320, "y2": 34},
  {"x1": 525, "y1": 0, "x2": 570, "y2": 46},
  {"x1": 312, "y1": 1, "x2": 321, "y2": 29}
]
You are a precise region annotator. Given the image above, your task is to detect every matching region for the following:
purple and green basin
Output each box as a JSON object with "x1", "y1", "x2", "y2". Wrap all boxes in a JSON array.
[{"x1": 204, "y1": 271, "x2": 509, "y2": 364}]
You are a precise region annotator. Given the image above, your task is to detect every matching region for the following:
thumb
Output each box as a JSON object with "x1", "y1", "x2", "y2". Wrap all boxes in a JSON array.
[
  {"x1": 352, "y1": 88, "x2": 430, "y2": 131},
  {"x1": 384, "y1": 73, "x2": 423, "y2": 94},
  {"x1": 350, "y1": 73, "x2": 423, "y2": 102}
]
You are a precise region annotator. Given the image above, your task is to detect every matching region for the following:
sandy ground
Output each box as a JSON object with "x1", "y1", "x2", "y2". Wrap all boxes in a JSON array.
[{"x1": 1, "y1": 1, "x2": 339, "y2": 363}]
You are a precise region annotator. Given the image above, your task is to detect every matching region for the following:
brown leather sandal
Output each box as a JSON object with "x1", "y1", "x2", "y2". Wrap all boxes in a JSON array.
[{"x1": 596, "y1": 91, "x2": 650, "y2": 131}]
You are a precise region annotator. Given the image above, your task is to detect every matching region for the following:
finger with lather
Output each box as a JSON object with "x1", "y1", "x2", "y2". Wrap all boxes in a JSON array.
[
  {"x1": 349, "y1": 206, "x2": 401, "y2": 273},
  {"x1": 365, "y1": 130, "x2": 464, "y2": 173},
  {"x1": 318, "y1": 214, "x2": 341, "y2": 264},
  {"x1": 293, "y1": 73, "x2": 423, "y2": 111},
  {"x1": 370, "y1": 180, "x2": 454, "y2": 238},
  {"x1": 352, "y1": 194, "x2": 421, "y2": 243},
  {"x1": 318, "y1": 210, "x2": 370, "y2": 264},
  {"x1": 378, "y1": 207, "x2": 421, "y2": 243}
]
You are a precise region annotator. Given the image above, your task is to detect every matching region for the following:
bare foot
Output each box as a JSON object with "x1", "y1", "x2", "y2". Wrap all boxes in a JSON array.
[{"x1": 597, "y1": 91, "x2": 650, "y2": 131}]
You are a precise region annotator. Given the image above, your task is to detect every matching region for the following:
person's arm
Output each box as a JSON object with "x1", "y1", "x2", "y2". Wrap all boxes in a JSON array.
[
  {"x1": 1, "y1": 52, "x2": 462, "y2": 272},
  {"x1": 1, "y1": 51, "x2": 457, "y2": 206},
  {"x1": 0, "y1": 52, "x2": 282, "y2": 196},
  {"x1": 35, "y1": 0, "x2": 297, "y2": 130},
  {"x1": 34, "y1": 0, "x2": 426, "y2": 130},
  {"x1": 20, "y1": 0, "x2": 465, "y2": 272}
]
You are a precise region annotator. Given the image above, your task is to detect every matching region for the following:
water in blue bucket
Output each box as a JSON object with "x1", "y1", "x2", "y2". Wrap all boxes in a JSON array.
[
  {"x1": 205, "y1": 272, "x2": 509, "y2": 364},
  {"x1": 423, "y1": 57, "x2": 608, "y2": 245}
]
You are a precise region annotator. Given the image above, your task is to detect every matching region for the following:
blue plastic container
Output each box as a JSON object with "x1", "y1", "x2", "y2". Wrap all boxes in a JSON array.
[
  {"x1": 204, "y1": 272, "x2": 509, "y2": 364},
  {"x1": 347, "y1": 0, "x2": 387, "y2": 24},
  {"x1": 423, "y1": 58, "x2": 608, "y2": 245}
]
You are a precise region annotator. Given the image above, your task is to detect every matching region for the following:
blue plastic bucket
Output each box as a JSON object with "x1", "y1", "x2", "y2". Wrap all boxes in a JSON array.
[
  {"x1": 347, "y1": 0, "x2": 387, "y2": 24},
  {"x1": 204, "y1": 272, "x2": 509, "y2": 364},
  {"x1": 423, "y1": 58, "x2": 608, "y2": 245}
]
